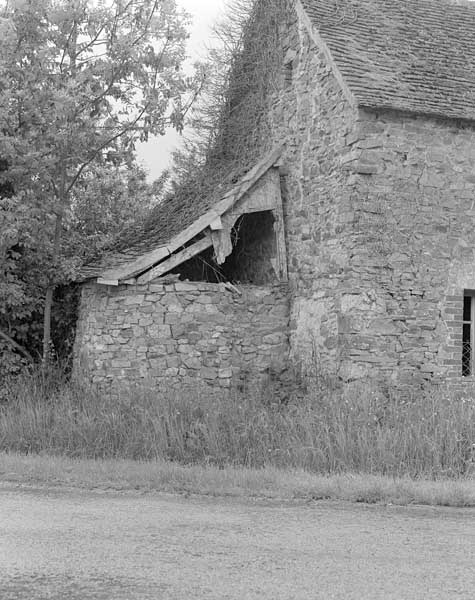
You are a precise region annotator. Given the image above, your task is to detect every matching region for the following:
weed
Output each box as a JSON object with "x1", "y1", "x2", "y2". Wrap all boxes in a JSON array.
[{"x1": 1, "y1": 371, "x2": 475, "y2": 480}]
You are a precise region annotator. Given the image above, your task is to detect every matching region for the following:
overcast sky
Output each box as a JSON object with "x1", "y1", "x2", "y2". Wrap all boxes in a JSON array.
[{"x1": 136, "y1": 0, "x2": 227, "y2": 180}]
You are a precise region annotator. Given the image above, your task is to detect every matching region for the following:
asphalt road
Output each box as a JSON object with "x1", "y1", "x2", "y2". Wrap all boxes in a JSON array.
[{"x1": 1, "y1": 486, "x2": 475, "y2": 599}]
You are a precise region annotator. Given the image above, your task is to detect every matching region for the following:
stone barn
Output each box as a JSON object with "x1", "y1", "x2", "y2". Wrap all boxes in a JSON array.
[{"x1": 74, "y1": 0, "x2": 475, "y2": 392}]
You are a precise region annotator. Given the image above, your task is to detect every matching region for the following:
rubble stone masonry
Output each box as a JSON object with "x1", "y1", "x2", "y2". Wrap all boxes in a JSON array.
[
  {"x1": 74, "y1": 281, "x2": 290, "y2": 392},
  {"x1": 334, "y1": 110, "x2": 475, "y2": 388},
  {"x1": 263, "y1": 5, "x2": 360, "y2": 376},
  {"x1": 258, "y1": 5, "x2": 475, "y2": 388}
]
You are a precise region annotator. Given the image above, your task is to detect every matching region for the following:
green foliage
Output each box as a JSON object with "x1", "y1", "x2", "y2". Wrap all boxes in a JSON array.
[
  {"x1": 2, "y1": 373, "x2": 475, "y2": 479},
  {"x1": 0, "y1": 192, "x2": 47, "y2": 373},
  {"x1": 0, "y1": 0, "x2": 196, "y2": 370},
  {"x1": 0, "y1": 163, "x2": 162, "y2": 376},
  {"x1": 170, "y1": 0, "x2": 289, "y2": 195},
  {"x1": 70, "y1": 162, "x2": 168, "y2": 259}
]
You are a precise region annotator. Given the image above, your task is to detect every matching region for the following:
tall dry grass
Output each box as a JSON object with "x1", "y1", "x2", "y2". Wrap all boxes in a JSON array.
[{"x1": 1, "y1": 372, "x2": 475, "y2": 479}]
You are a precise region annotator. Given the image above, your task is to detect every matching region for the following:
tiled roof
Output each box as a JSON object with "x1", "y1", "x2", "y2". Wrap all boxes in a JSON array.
[{"x1": 301, "y1": 0, "x2": 475, "y2": 121}]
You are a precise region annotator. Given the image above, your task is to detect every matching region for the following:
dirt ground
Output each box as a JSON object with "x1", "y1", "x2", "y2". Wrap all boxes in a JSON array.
[{"x1": 1, "y1": 486, "x2": 474, "y2": 599}]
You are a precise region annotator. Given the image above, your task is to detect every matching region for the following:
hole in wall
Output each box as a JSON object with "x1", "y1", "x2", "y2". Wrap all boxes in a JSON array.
[
  {"x1": 284, "y1": 61, "x2": 293, "y2": 88},
  {"x1": 170, "y1": 245, "x2": 220, "y2": 282},
  {"x1": 221, "y1": 211, "x2": 277, "y2": 284},
  {"x1": 170, "y1": 210, "x2": 278, "y2": 284}
]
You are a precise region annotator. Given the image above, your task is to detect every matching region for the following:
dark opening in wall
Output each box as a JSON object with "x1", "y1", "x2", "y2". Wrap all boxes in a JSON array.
[
  {"x1": 463, "y1": 291, "x2": 474, "y2": 376},
  {"x1": 170, "y1": 210, "x2": 278, "y2": 284},
  {"x1": 284, "y1": 61, "x2": 293, "y2": 89},
  {"x1": 221, "y1": 211, "x2": 277, "y2": 284},
  {"x1": 170, "y1": 245, "x2": 220, "y2": 282}
]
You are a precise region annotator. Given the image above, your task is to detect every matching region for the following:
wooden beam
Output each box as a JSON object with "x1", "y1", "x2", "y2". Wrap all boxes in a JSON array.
[
  {"x1": 213, "y1": 147, "x2": 283, "y2": 216},
  {"x1": 134, "y1": 147, "x2": 283, "y2": 279},
  {"x1": 99, "y1": 246, "x2": 170, "y2": 283},
  {"x1": 136, "y1": 236, "x2": 213, "y2": 284},
  {"x1": 165, "y1": 210, "x2": 220, "y2": 253},
  {"x1": 272, "y1": 179, "x2": 288, "y2": 282}
]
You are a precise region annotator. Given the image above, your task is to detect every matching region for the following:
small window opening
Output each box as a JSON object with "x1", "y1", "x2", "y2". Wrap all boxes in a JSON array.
[
  {"x1": 462, "y1": 292, "x2": 474, "y2": 376},
  {"x1": 284, "y1": 61, "x2": 293, "y2": 88},
  {"x1": 170, "y1": 210, "x2": 279, "y2": 284}
]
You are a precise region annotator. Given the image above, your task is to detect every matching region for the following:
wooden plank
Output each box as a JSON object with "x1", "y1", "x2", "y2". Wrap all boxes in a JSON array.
[
  {"x1": 97, "y1": 278, "x2": 119, "y2": 286},
  {"x1": 211, "y1": 228, "x2": 233, "y2": 265},
  {"x1": 102, "y1": 209, "x2": 219, "y2": 283},
  {"x1": 209, "y1": 216, "x2": 223, "y2": 230},
  {"x1": 235, "y1": 168, "x2": 279, "y2": 213},
  {"x1": 99, "y1": 246, "x2": 170, "y2": 283},
  {"x1": 214, "y1": 147, "x2": 283, "y2": 216},
  {"x1": 165, "y1": 210, "x2": 220, "y2": 255},
  {"x1": 272, "y1": 174, "x2": 288, "y2": 282},
  {"x1": 136, "y1": 236, "x2": 212, "y2": 284}
]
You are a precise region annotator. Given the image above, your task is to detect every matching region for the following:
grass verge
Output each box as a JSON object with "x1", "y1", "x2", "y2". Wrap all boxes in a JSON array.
[
  {"x1": 3, "y1": 372, "x2": 475, "y2": 480},
  {"x1": 1, "y1": 452, "x2": 475, "y2": 507}
]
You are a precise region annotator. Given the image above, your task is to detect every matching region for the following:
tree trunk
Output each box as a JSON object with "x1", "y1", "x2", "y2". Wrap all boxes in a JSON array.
[
  {"x1": 42, "y1": 26, "x2": 77, "y2": 367},
  {"x1": 42, "y1": 210, "x2": 63, "y2": 367},
  {"x1": 0, "y1": 329, "x2": 34, "y2": 363},
  {"x1": 42, "y1": 286, "x2": 54, "y2": 364}
]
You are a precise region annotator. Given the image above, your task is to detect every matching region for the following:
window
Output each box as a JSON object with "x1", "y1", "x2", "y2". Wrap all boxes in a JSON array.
[
  {"x1": 284, "y1": 61, "x2": 293, "y2": 88},
  {"x1": 462, "y1": 292, "x2": 475, "y2": 376}
]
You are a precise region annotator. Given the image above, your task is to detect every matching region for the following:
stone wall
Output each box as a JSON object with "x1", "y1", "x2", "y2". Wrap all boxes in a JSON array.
[
  {"x1": 258, "y1": 5, "x2": 475, "y2": 388},
  {"x1": 335, "y1": 109, "x2": 475, "y2": 388},
  {"x1": 74, "y1": 281, "x2": 290, "y2": 392},
  {"x1": 259, "y1": 3, "x2": 360, "y2": 375}
]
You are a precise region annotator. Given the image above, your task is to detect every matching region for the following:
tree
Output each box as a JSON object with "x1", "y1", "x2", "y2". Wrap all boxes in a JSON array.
[
  {"x1": 0, "y1": 159, "x2": 165, "y2": 377},
  {"x1": 0, "y1": 0, "x2": 198, "y2": 364},
  {"x1": 70, "y1": 162, "x2": 168, "y2": 257},
  {"x1": 0, "y1": 186, "x2": 51, "y2": 375}
]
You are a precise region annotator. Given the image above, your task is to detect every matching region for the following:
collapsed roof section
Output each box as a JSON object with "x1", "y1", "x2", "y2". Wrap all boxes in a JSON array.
[{"x1": 80, "y1": 147, "x2": 285, "y2": 286}]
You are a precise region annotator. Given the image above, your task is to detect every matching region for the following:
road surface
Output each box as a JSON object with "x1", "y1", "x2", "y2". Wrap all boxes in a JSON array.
[{"x1": 1, "y1": 486, "x2": 474, "y2": 599}]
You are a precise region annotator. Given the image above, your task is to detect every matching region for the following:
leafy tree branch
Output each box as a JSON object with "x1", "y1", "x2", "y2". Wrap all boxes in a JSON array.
[{"x1": 0, "y1": 0, "x2": 198, "y2": 367}]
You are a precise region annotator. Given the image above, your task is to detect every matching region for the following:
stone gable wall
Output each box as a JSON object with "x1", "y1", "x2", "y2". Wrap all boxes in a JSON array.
[
  {"x1": 336, "y1": 110, "x2": 475, "y2": 388},
  {"x1": 74, "y1": 281, "x2": 290, "y2": 392},
  {"x1": 259, "y1": 4, "x2": 360, "y2": 375}
]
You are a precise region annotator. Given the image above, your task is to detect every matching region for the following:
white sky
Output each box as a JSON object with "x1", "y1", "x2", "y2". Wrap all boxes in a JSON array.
[{"x1": 136, "y1": 0, "x2": 227, "y2": 180}]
